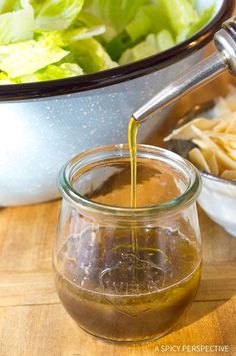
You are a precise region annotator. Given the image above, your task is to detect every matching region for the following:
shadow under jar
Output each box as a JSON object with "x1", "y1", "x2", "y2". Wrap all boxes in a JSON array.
[{"x1": 54, "y1": 145, "x2": 202, "y2": 343}]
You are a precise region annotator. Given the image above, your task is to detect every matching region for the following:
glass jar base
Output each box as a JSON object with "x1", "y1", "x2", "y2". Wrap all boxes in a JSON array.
[{"x1": 76, "y1": 323, "x2": 173, "y2": 344}]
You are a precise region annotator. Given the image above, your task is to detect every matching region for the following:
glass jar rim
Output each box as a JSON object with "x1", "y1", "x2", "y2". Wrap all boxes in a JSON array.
[{"x1": 58, "y1": 144, "x2": 201, "y2": 219}]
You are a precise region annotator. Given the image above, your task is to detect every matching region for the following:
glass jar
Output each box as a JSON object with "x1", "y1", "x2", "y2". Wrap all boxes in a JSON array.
[{"x1": 54, "y1": 144, "x2": 202, "y2": 343}]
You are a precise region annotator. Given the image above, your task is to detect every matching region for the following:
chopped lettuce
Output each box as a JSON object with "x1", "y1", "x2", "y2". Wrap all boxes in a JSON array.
[
  {"x1": 0, "y1": 34, "x2": 69, "y2": 78},
  {"x1": 0, "y1": 0, "x2": 27, "y2": 13},
  {"x1": 19, "y1": 63, "x2": 84, "y2": 82},
  {"x1": 78, "y1": 10, "x2": 103, "y2": 28},
  {"x1": 126, "y1": 4, "x2": 172, "y2": 42},
  {"x1": 160, "y1": 0, "x2": 199, "y2": 35},
  {"x1": 156, "y1": 29, "x2": 175, "y2": 52},
  {"x1": 0, "y1": 1, "x2": 16, "y2": 13},
  {"x1": 69, "y1": 38, "x2": 117, "y2": 73},
  {"x1": 34, "y1": 0, "x2": 84, "y2": 31},
  {"x1": 119, "y1": 34, "x2": 158, "y2": 65},
  {"x1": 0, "y1": 0, "x2": 216, "y2": 83},
  {"x1": 119, "y1": 30, "x2": 175, "y2": 65},
  {"x1": 107, "y1": 3, "x2": 172, "y2": 60},
  {"x1": 89, "y1": 0, "x2": 148, "y2": 35},
  {"x1": 63, "y1": 25, "x2": 106, "y2": 44},
  {"x1": 177, "y1": 5, "x2": 215, "y2": 43},
  {"x1": 0, "y1": 1, "x2": 34, "y2": 45},
  {"x1": 0, "y1": 72, "x2": 16, "y2": 84}
]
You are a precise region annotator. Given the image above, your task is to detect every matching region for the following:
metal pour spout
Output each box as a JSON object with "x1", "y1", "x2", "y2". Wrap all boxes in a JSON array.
[{"x1": 133, "y1": 17, "x2": 236, "y2": 124}]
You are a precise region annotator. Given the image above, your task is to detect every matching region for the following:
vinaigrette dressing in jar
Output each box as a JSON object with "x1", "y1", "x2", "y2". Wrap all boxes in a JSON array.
[{"x1": 54, "y1": 144, "x2": 202, "y2": 342}]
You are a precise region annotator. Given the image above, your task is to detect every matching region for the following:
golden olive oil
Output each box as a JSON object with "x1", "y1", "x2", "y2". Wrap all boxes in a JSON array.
[
  {"x1": 128, "y1": 116, "x2": 140, "y2": 208},
  {"x1": 128, "y1": 116, "x2": 140, "y2": 255}
]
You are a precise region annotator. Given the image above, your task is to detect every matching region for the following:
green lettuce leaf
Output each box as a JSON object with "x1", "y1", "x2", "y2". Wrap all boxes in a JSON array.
[
  {"x1": 188, "y1": 0, "x2": 197, "y2": 6},
  {"x1": 0, "y1": 1, "x2": 34, "y2": 45},
  {"x1": 34, "y1": 0, "x2": 84, "y2": 31},
  {"x1": 19, "y1": 62, "x2": 84, "y2": 82},
  {"x1": 106, "y1": 3, "x2": 173, "y2": 61},
  {"x1": 69, "y1": 37, "x2": 117, "y2": 73},
  {"x1": 78, "y1": 10, "x2": 103, "y2": 28},
  {"x1": 0, "y1": 0, "x2": 19, "y2": 13},
  {"x1": 156, "y1": 29, "x2": 175, "y2": 52},
  {"x1": 119, "y1": 34, "x2": 158, "y2": 65},
  {"x1": 0, "y1": 72, "x2": 16, "y2": 84},
  {"x1": 0, "y1": 0, "x2": 31, "y2": 12},
  {"x1": 177, "y1": 5, "x2": 215, "y2": 43},
  {"x1": 126, "y1": 4, "x2": 172, "y2": 42},
  {"x1": 63, "y1": 25, "x2": 105, "y2": 44},
  {"x1": 34, "y1": 30, "x2": 65, "y2": 47},
  {"x1": 160, "y1": 0, "x2": 199, "y2": 35},
  {"x1": 88, "y1": 0, "x2": 148, "y2": 35},
  {"x1": 77, "y1": 7, "x2": 116, "y2": 41},
  {"x1": 0, "y1": 33, "x2": 69, "y2": 78},
  {"x1": 119, "y1": 30, "x2": 175, "y2": 65}
]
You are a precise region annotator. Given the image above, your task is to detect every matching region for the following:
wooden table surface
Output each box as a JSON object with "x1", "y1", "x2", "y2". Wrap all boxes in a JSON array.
[{"x1": 1, "y1": 54, "x2": 236, "y2": 356}]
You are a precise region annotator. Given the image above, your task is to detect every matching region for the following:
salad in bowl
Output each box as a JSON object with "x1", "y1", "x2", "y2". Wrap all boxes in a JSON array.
[{"x1": 0, "y1": 0, "x2": 216, "y2": 84}]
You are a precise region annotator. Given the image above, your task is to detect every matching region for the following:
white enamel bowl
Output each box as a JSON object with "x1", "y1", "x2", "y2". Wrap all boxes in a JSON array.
[{"x1": 0, "y1": 0, "x2": 232, "y2": 206}]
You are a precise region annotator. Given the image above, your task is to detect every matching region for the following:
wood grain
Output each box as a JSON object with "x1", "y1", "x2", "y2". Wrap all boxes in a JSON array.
[
  {"x1": 0, "y1": 300, "x2": 235, "y2": 356},
  {"x1": 1, "y1": 48, "x2": 236, "y2": 356}
]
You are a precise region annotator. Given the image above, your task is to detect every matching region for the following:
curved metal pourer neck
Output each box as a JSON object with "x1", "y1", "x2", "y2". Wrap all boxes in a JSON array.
[
  {"x1": 133, "y1": 16, "x2": 236, "y2": 124},
  {"x1": 215, "y1": 16, "x2": 236, "y2": 75}
]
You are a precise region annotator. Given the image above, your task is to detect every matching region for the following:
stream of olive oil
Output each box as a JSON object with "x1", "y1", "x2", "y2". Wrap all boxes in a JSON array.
[
  {"x1": 128, "y1": 116, "x2": 140, "y2": 253},
  {"x1": 128, "y1": 116, "x2": 140, "y2": 208}
]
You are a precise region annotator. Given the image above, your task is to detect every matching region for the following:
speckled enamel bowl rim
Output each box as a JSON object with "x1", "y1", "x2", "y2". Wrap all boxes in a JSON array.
[
  {"x1": 0, "y1": 0, "x2": 233, "y2": 102},
  {"x1": 58, "y1": 144, "x2": 201, "y2": 219}
]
